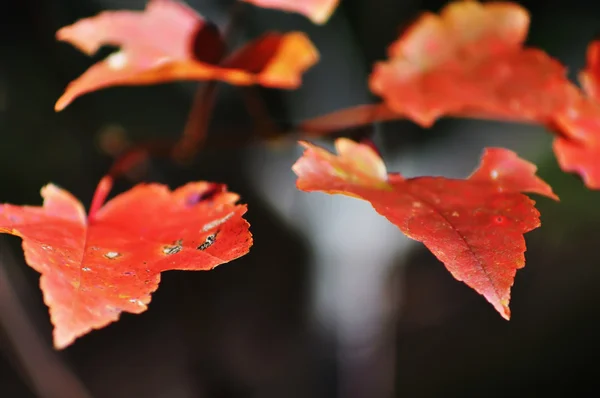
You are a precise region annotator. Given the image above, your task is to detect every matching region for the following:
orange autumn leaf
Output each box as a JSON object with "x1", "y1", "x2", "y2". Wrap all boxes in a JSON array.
[
  {"x1": 579, "y1": 40, "x2": 600, "y2": 101},
  {"x1": 301, "y1": 0, "x2": 575, "y2": 134},
  {"x1": 551, "y1": 98, "x2": 600, "y2": 189},
  {"x1": 550, "y1": 40, "x2": 600, "y2": 189},
  {"x1": 55, "y1": 0, "x2": 318, "y2": 111},
  {"x1": 0, "y1": 177, "x2": 252, "y2": 349},
  {"x1": 368, "y1": 0, "x2": 572, "y2": 127},
  {"x1": 292, "y1": 138, "x2": 557, "y2": 319},
  {"x1": 241, "y1": 0, "x2": 340, "y2": 24}
]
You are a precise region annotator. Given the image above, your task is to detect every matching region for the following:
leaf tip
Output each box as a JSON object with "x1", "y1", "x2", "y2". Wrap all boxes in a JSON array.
[
  {"x1": 307, "y1": 0, "x2": 339, "y2": 25},
  {"x1": 488, "y1": 297, "x2": 511, "y2": 320},
  {"x1": 54, "y1": 97, "x2": 68, "y2": 112},
  {"x1": 297, "y1": 140, "x2": 311, "y2": 149},
  {"x1": 500, "y1": 303, "x2": 511, "y2": 321},
  {"x1": 55, "y1": 26, "x2": 69, "y2": 44},
  {"x1": 52, "y1": 324, "x2": 78, "y2": 350}
]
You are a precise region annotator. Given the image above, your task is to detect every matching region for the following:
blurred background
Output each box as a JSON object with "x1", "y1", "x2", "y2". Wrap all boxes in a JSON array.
[{"x1": 1, "y1": 0, "x2": 600, "y2": 397}]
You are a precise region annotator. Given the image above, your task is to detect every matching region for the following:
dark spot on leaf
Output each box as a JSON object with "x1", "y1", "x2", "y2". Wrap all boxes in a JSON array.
[
  {"x1": 197, "y1": 232, "x2": 218, "y2": 250},
  {"x1": 493, "y1": 215, "x2": 507, "y2": 224},
  {"x1": 163, "y1": 239, "x2": 183, "y2": 255}
]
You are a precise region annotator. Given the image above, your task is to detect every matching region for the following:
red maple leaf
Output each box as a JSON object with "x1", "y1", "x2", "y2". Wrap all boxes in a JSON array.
[
  {"x1": 301, "y1": 0, "x2": 575, "y2": 134},
  {"x1": 55, "y1": 0, "x2": 318, "y2": 111},
  {"x1": 368, "y1": 0, "x2": 573, "y2": 127},
  {"x1": 240, "y1": 0, "x2": 340, "y2": 24},
  {"x1": 292, "y1": 138, "x2": 557, "y2": 319},
  {"x1": 550, "y1": 40, "x2": 600, "y2": 189},
  {"x1": 579, "y1": 40, "x2": 600, "y2": 100},
  {"x1": 0, "y1": 176, "x2": 252, "y2": 349}
]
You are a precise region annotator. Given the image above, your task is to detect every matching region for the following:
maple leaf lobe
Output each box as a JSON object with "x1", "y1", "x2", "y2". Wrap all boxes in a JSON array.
[
  {"x1": 295, "y1": 138, "x2": 390, "y2": 193},
  {"x1": 468, "y1": 147, "x2": 558, "y2": 200}
]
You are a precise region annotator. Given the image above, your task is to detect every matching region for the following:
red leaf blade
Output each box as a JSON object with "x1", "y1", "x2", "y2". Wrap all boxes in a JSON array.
[
  {"x1": 292, "y1": 138, "x2": 557, "y2": 319},
  {"x1": 0, "y1": 179, "x2": 252, "y2": 349},
  {"x1": 549, "y1": 41, "x2": 600, "y2": 189},
  {"x1": 368, "y1": 0, "x2": 571, "y2": 127},
  {"x1": 579, "y1": 40, "x2": 600, "y2": 101}
]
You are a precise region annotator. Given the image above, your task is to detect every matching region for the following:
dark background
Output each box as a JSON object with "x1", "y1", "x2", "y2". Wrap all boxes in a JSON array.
[{"x1": 1, "y1": 0, "x2": 600, "y2": 397}]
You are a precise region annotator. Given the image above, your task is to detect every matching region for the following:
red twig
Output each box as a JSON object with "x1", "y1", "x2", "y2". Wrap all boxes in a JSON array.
[{"x1": 103, "y1": 2, "x2": 247, "y2": 181}]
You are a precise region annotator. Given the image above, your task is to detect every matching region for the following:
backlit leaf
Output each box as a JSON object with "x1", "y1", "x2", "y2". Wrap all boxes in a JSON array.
[
  {"x1": 579, "y1": 40, "x2": 600, "y2": 101},
  {"x1": 55, "y1": 0, "x2": 318, "y2": 110},
  {"x1": 550, "y1": 40, "x2": 600, "y2": 189},
  {"x1": 368, "y1": 0, "x2": 571, "y2": 127},
  {"x1": 0, "y1": 177, "x2": 252, "y2": 349},
  {"x1": 292, "y1": 138, "x2": 558, "y2": 319}
]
